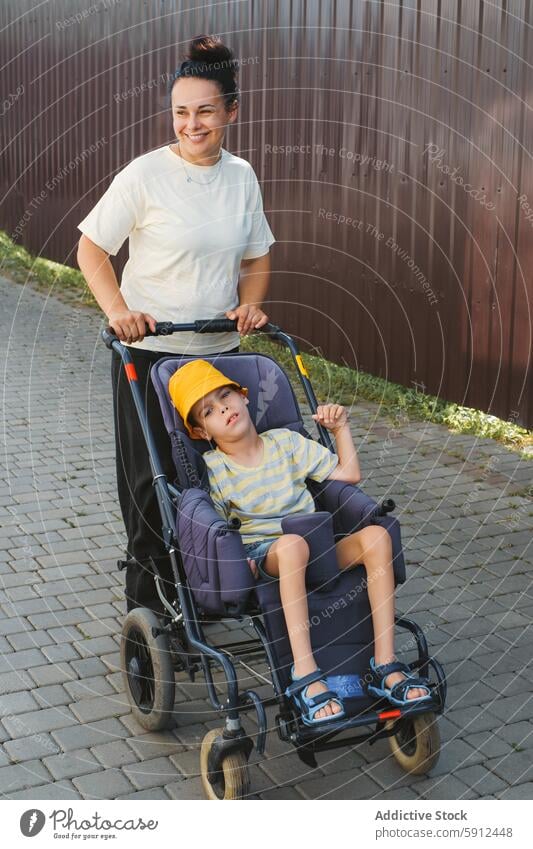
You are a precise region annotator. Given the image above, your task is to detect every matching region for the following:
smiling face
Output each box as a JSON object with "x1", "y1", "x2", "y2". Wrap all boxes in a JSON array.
[
  {"x1": 189, "y1": 384, "x2": 251, "y2": 442},
  {"x1": 170, "y1": 77, "x2": 238, "y2": 165}
]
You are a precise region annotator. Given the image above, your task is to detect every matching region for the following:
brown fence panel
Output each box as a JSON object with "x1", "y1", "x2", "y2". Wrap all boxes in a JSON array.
[{"x1": 1, "y1": 0, "x2": 531, "y2": 426}]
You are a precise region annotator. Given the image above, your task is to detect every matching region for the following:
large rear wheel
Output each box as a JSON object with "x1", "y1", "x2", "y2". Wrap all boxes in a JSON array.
[{"x1": 121, "y1": 607, "x2": 175, "y2": 731}]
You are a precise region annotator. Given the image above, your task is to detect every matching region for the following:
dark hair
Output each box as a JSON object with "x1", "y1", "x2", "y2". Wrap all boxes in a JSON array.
[
  {"x1": 170, "y1": 35, "x2": 239, "y2": 110},
  {"x1": 187, "y1": 411, "x2": 198, "y2": 430}
]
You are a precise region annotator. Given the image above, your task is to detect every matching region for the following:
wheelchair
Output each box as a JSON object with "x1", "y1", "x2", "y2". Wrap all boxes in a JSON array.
[{"x1": 102, "y1": 318, "x2": 447, "y2": 800}]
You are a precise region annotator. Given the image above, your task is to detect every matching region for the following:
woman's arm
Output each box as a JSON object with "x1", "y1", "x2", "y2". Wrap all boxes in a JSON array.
[
  {"x1": 77, "y1": 234, "x2": 156, "y2": 342},
  {"x1": 226, "y1": 252, "x2": 271, "y2": 335}
]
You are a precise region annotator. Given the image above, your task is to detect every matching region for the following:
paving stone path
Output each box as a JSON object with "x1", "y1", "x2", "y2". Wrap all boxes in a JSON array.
[{"x1": 0, "y1": 276, "x2": 531, "y2": 800}]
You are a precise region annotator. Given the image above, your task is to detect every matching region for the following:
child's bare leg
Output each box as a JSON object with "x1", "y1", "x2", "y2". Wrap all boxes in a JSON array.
[
  {"x1": 336, "y1": 526, "x2": 426, "y2": 699},
  {"x1": 262, "y1": 534, "x2": 341, "y2": 718}
]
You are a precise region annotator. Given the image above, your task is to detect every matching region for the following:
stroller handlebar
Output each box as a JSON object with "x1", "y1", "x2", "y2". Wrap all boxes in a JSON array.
[
  {"x1": 102, "y1": 319, "x2": 281, "y2": 348},
  {"x1": 101, "y1": 318, "x2": 335, "y2": 451},
  {"x1": 148, "y1": 318, "x2": 282, "y2": 336}
]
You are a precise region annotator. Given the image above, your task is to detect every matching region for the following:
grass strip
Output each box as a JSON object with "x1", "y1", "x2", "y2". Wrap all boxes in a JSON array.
[{"x1": 1, "y1": 229, "x2": 531, "y2": 456}]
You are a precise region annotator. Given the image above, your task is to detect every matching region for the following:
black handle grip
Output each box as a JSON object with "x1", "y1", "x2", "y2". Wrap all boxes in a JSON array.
[
  {"x1": 102, "y1": 327, "x2": 118, "y2": 349},
  {"x1": 364, "y1": 498, "x2": 397, "y2": 524},
  {"x1": 380, "y1": 498, "x2": 396, "y2": 514},
  {"x1": 102, "y1": 324, "x2": 161, "y2": 343},
  {"x1": 144, "y1": 319, "x2": 238, "y2": 336},
  {"x1": 194, "y1": 318, "x2": 238, "y2": 333},
  {"x1": 144, "y1": 322, "x2": 175, "y2": 337},
  {"x1": 103, "y1": 318, "x2": 280, "y2": 343}
]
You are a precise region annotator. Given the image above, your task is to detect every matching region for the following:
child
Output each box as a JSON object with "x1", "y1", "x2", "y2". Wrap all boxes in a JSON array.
[{"x1": 169, "y1": 360, "x2": 431, "y2": 725}]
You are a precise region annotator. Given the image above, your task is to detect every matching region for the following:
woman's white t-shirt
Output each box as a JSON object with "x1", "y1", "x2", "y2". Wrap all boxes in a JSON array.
[{"x1": 77, "y1": 145, "x2": 275, "y2": 354}]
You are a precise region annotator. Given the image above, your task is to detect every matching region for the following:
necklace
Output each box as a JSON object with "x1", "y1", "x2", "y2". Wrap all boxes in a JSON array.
[{"x1": 173, "y1": 143, "x2": 224, "y2": 184}]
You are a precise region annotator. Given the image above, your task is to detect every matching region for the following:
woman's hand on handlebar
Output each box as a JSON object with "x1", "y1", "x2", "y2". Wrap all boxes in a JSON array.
[
  {"x1": 225, "y1": 304, "x2": 269, "y2": 336},
  {"x1": 107, "y1": 310, "x2": 157, "y2": 343}
]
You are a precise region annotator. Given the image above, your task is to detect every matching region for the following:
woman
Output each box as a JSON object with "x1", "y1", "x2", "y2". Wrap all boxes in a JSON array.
[{"x1": 76, "y1": 35, "x2": 275, "y2": 609}]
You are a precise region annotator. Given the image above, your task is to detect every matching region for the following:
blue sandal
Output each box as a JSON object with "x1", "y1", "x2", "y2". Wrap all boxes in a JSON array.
[
  {"x1": 285, "y1": 667, "x2": 345, "y2": 726},
  {"x1": 366, "y1": 657, "x2": 432, "y2": 707}
]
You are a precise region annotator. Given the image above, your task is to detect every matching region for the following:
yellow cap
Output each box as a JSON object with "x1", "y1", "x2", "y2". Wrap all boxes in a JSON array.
[{"x1": 168, "y1": 359, "x2": 248, "y2": 438}]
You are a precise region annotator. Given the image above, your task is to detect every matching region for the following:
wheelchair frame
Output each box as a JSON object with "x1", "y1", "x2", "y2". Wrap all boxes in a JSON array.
[{"x1": 103, "y1": 319, "x2": 447, "y2": 794}]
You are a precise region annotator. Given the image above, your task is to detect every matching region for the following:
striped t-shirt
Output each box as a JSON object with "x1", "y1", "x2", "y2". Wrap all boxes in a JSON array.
[{"x1": 203, "y1": 428, "x2": 339, "y2": 544}]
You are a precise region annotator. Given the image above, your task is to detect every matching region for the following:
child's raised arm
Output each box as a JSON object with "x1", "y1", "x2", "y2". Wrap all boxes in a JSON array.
[{"x1": 312, "y1": 404, "x2": 361, "y2": 484}]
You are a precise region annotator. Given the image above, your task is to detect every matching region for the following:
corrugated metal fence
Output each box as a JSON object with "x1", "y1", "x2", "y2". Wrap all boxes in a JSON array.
[{"x1": 1, "y1": 0, "x2": 531, "y2": 427}]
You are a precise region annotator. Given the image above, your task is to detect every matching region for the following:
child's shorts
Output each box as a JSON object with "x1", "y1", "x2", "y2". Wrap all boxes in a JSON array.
[{"x1": 243, "y1": 538, "x2": 278, "y2": 582}]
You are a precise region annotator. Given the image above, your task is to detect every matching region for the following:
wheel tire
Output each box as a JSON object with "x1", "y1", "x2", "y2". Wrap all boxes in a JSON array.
[
  {"x1": 388, "y1": 711, "x2": 441, "y2": 775},
  {"x1": 121, "y1": 607, "x2": 175, "y2": 731},
  {"x1": 200, "y1": 729, "x2": 251, "y2": 800}
]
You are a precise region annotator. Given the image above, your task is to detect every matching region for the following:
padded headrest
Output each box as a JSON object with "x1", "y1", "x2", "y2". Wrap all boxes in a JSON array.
[{"x1": 151, "y1": 352, "x2": 306, "y2": 453}]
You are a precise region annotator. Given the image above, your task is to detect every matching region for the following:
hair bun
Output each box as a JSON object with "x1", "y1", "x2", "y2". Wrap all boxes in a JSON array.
[
  {"x1": 186, "y1": 35, "x2": 237, "y2": 70},
  {"x1": 171, "y1": 34, "x2": 240, "y2": 107}
]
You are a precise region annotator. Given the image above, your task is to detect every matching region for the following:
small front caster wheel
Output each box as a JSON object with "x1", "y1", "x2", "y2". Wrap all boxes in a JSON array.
[
  {"x1": 200, "y1": 728, "x2": 251, "y2": 800},
  {"x1": 388, "y1": 711, "x2": 441, "y2": 774}
]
